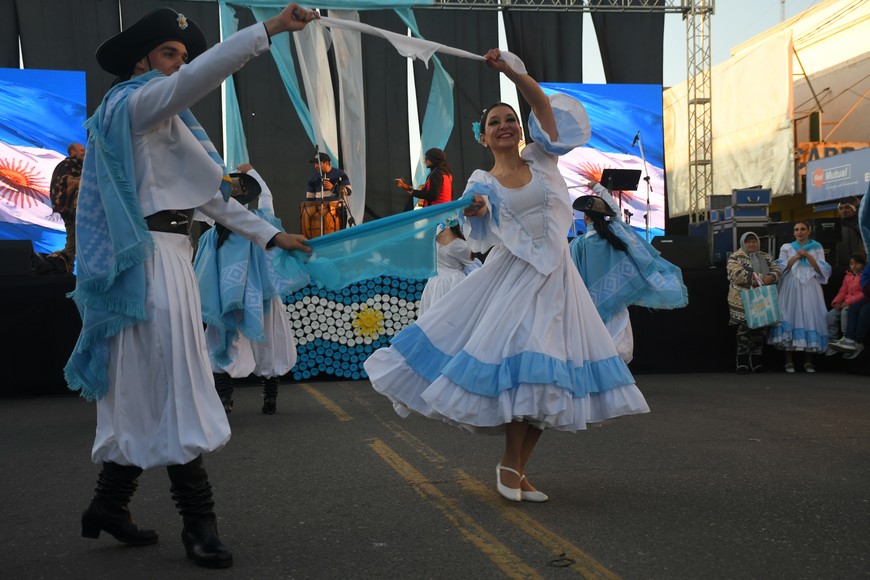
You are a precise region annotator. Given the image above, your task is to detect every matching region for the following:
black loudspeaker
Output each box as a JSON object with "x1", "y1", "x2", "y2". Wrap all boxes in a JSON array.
[
  {"x1": 813, "y1": 218, "x2": 841, "y2": 244},
  {"x1": 651, "y1": 235, "x2": 711, "y2": 270},
  {"x1": 0, "y1": 240, "x2": 34, "y2": 276}
]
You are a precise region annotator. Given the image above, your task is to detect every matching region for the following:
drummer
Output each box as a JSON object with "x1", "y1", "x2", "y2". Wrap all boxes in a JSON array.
[{"x1": 306, "y1": 152, "x2": 352, "y2": 202}]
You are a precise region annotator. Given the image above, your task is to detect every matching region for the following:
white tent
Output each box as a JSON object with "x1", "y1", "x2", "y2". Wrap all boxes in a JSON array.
[{"x1": 663, "y1": 0, "x2": 870, "y2": 217}]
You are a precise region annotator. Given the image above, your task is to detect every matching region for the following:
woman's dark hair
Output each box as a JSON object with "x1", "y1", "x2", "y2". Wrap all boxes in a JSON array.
[
  {"x1": 850, "y1": 252, "x2": 867, "y2": 265},
  {"x1": 479, "y1": 102, "x2": 520, "y2": 138},
  {"x1": 450, "y1": 224, "x2": 465, "y2": 241},
  {"x1": 215, "y1": 223, "x2": 232, "y2": 249},
  {"x1": 425, "y1": 148, "x2": 451, "y2": 176},
  {"x1": 588, "y1": 215, "x2": 627, "y2": 252}
]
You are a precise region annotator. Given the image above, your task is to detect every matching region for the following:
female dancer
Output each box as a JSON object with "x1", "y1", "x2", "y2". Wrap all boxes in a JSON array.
[
  {"x1": 365, "y1": 49, "x2": 649, "y2": 503},
  {"x1": 767, "y1": 220, "x2": 831, "y2": 372},
  {"x1": 418, "y1": 217, "x2": 480, "y2": 315}
]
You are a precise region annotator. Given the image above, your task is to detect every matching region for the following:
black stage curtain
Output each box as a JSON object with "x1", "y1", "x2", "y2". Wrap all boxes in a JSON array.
[
  {"x1": 0, "y1": 0, "x2": 18, "y2": 68},
  {"x1": 590, "y1": 0, "x2": 665, "y2": 85},
  {"x1": 359, "y1": 10, "x2": 412, "y2": 220},
  {"x1": 502, "y1": 11, "x2": 584, "y2": 138},
  {"x1": 11, "y1": 1, "x2": 222, "y2": 130},
  {"x1": 230, "y1": 7, "x2": 314, "y2": 236},
  {"x1": 15, "y1": 0, "x2": 119, "y2": 115},
  {"x1": 413, "y1": 10, "x2": 500, "y2": 200}
]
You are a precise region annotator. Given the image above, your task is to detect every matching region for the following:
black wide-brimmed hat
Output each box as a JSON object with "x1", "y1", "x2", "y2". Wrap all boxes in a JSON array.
[
  {"x1": 229, "y1": 172, "x2": 262, "y2": 205},
  {"x1": 96, "y1": 8, "x2": 207, "y2": 76},
  {"x1": 573, "y1": 195, "x2": 615, "y2": 217}
]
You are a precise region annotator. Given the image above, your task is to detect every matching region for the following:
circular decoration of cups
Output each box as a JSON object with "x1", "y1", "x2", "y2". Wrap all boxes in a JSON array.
[{"x1": 285, "y1": 276, "x2": 425, "y2": 380}]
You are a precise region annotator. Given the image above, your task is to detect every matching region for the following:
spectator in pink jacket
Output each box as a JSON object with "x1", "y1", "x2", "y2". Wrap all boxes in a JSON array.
[{"x1": 825, "y1": 252, "x2": 867, "y2": 354}]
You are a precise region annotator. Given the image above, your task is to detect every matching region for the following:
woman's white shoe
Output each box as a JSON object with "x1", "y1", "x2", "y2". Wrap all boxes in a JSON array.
[
  {"x1": 496, "y1": 463, "x2": 522, "y2": 501},
  {"x1": 520, "y1": 475, "x2": 549, "y2": 502}
]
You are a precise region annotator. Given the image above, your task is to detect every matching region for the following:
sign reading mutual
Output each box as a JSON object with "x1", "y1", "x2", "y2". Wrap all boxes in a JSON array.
[{"x1": 802, "y1": 144, "x2": 870, "y2": 204}]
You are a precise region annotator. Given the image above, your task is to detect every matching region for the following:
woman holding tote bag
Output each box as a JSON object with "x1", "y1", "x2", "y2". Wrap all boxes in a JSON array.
[{"x1": 727, "y1": 232, "x2": 782, "y2": 373}]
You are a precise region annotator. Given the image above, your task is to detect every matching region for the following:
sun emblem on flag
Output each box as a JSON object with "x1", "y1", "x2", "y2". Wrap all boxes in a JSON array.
[
  {"x1": 0, "y1": 157, "x2": 49, "y2": 208},
  {"x1": 177, "y1": 13, "x2": 189, "y2": 30},
  {"x1": 352, "y1": 305, "x2": 384, "y2": 338}
]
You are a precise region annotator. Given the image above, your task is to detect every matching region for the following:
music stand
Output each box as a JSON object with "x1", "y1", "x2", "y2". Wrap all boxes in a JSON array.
[{"x1": 600, "y1": 169, "x2": 641, "y2": 192}]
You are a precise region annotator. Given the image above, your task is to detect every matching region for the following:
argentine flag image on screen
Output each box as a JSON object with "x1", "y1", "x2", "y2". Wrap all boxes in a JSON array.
[{"x1": 0, "y1": 68, "x2": 87, "y2": 254}]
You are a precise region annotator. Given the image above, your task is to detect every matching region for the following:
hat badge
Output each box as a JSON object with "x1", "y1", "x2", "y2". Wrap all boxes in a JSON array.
[{"x1": 177, "y1": 13, "x2": 189, "y2": 30}]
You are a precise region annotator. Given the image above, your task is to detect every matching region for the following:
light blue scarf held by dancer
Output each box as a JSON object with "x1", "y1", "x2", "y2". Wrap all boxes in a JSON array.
[
  {"x1": 65, "y1": 70, "x2": 233, "y2": 401},
  {"x1": 570, "y1": 219, "x2": 688, "y2": 324},
  {"x1": 194, "y1": 208, "x2": 298, "y2": 369}
]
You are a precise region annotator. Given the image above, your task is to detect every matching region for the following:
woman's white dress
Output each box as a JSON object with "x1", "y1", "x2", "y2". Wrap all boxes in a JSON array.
[
  {"x1": 205, "y1": 170, "x2": 297, "y2": 380},
  {"x1": 767, "y1": 243, "x2": 831, "y2": 352},
  {"x1": 365, "y1": 96, "x2": 649, "y2": 434},
  {"x1": 419, "y1": 238, "x2": 477, "y2": 314}
]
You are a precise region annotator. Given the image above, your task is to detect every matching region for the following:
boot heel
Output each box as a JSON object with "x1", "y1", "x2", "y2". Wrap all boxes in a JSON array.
[{"x1": 81, "y1": 515, "x2": 101, "y2": 539}]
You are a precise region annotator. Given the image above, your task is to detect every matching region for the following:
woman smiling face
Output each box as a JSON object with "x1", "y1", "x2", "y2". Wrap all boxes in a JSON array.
[
  {"x1": 481, "y1": 105, "x2": 522, "y2": 151},
  {"x1": 793, "y1": 221, "x2": 811, "y2": 244}
]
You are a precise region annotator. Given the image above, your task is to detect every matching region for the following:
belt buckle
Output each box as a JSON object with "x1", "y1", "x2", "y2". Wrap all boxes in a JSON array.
[{"x1": 168, "y1": 210, "x2": 189, "y2": 229}]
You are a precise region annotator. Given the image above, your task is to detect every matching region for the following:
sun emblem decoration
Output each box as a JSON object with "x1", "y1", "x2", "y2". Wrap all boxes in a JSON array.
[
  {"x1": 0, "y1": 157, "x2": 50, "y2": 208},
  {"x1": 177, "y1": 13, "x2": 189, "y2": 30},
  {"x1": 352, "y1": 305, "x2": 384, "y2": 338}
]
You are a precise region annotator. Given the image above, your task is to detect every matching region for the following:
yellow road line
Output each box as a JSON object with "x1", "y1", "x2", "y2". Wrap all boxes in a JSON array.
[
  {"x1": 368, "y1": 438, "x2": 543, "y2": 580},
  {"x1": 299, "y1": 383, "x2": 353, "y2": 422},
  {"x1": 456, "y1": 469, "x2": 620, "y2": 580},
  {"x1": 379, "y1": 419, "x2": 448, "y2": 465}
]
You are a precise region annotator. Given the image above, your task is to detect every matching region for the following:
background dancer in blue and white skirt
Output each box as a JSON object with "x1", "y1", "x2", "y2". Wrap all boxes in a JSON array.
[
  {"x1": 365, "y1": 49, "x2": 649, "y2": 504},
  {"x1": 418, "y1": 217, "x2": 480, "y2": 315},
  {"x1": 195, "y1": 164, "x2": 299, "y2": 416},
  {"x1": 767, "y1": 220, "x2": 831, "y2": 373},
  {"x1": 570, "y1": 182, "x2": 688, "y2": 364}
]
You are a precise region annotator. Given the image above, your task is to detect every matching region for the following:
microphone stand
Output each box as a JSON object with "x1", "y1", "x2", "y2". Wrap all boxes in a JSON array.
[
  {"x1": 634, "y1": 132, "x2": 653, "y2": 241},
  {"x1": 315, "y1": 147, "x2": 326, "y2": 237},
  {"x1": 340, "y1": 185, "x2": 356, "y2": 228}
]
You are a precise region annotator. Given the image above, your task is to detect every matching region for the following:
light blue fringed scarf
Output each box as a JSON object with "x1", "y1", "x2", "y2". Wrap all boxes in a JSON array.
[
  {"x1": 194, "y1": 208, "x2": 305, "y2": 369},
  {"x1": 789, "y1": 239, "x2": 822, "y2": 266},
  {"x1": 570, "y1": 218, "x2": 689, "y2": 324},
  {"x1": 65, "y1": 70, "x2": 235, "y2": 400}
]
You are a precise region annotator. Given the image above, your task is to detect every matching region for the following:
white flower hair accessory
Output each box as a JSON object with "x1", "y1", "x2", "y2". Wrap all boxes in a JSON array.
[{"x1": 177, "y1": 13, "x2": 189, "y2": 30}]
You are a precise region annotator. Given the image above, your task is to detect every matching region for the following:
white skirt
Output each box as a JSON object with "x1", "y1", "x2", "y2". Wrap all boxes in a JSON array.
[
  {"x1": 207, "y1": 296, "x2": 297, "y2": 379},
  {"x1": 92, "y1": 233, "x2": 231, "y2": 469},
  {"x1": 419, "y1": 269, "x2": 467, "y2": 315},
  {"x1": 365, "y1": 244, "x2": 649, "y2": 434}
]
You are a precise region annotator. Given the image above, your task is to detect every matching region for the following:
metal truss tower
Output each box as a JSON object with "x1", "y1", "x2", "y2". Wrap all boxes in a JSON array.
[{"x1": 427, "y1": 0, "x2": 715, "y2": 221}]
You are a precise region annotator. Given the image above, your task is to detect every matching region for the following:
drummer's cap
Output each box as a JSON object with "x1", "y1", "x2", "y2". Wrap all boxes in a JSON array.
[{"x1": 311, "y1": 152, "x2": 331, "y2": 164}]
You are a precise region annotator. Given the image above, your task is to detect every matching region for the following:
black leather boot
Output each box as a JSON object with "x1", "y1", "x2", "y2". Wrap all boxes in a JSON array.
[
  {"x1": 262, "y1": 376, "x2": 279, "y2": 415},
  {"x1": 214, "y1": 372, "x2": 234, "y2": 414},
  {"x1": 81, "y1": 462, "x2": 158, "y2": 546},
  {"x1": 167, "y1": 455, "x2": 233, "y2": 569},
  {"x1": 736, "y1": 354, "x2": 750, "y2": 374}
]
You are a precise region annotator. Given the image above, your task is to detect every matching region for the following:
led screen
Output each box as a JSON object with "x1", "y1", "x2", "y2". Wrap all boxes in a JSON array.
[
  {"x1": 540, "y1": 83, "x2": 665, "y2": 240},
  {"x1": 0, "y1": 68, "x2": 87, "y2": 254}
]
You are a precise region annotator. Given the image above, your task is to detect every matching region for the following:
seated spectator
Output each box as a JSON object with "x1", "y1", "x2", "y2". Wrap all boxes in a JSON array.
[
  {"x1": 828, "y1": 260, "x2": 870, "y2": 359},
  {"x1": 824, "y1": 253, "x2": 867, "y2": 355}
]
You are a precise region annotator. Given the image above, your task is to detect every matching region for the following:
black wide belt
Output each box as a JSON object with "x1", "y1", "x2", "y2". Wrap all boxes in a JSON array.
[{"x1": 145, "y1": 209, "x2": 194, "y2": 235}]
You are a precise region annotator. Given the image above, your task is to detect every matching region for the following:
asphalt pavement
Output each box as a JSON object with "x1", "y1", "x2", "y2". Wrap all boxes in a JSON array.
[{"x1": 2, "y1": 371, "x2": 868, "y2": 579}]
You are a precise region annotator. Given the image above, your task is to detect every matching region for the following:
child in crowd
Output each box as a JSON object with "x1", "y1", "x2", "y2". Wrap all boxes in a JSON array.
[{"x1": 825, "y1": 253, "x2": 867, "y2": 355}]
